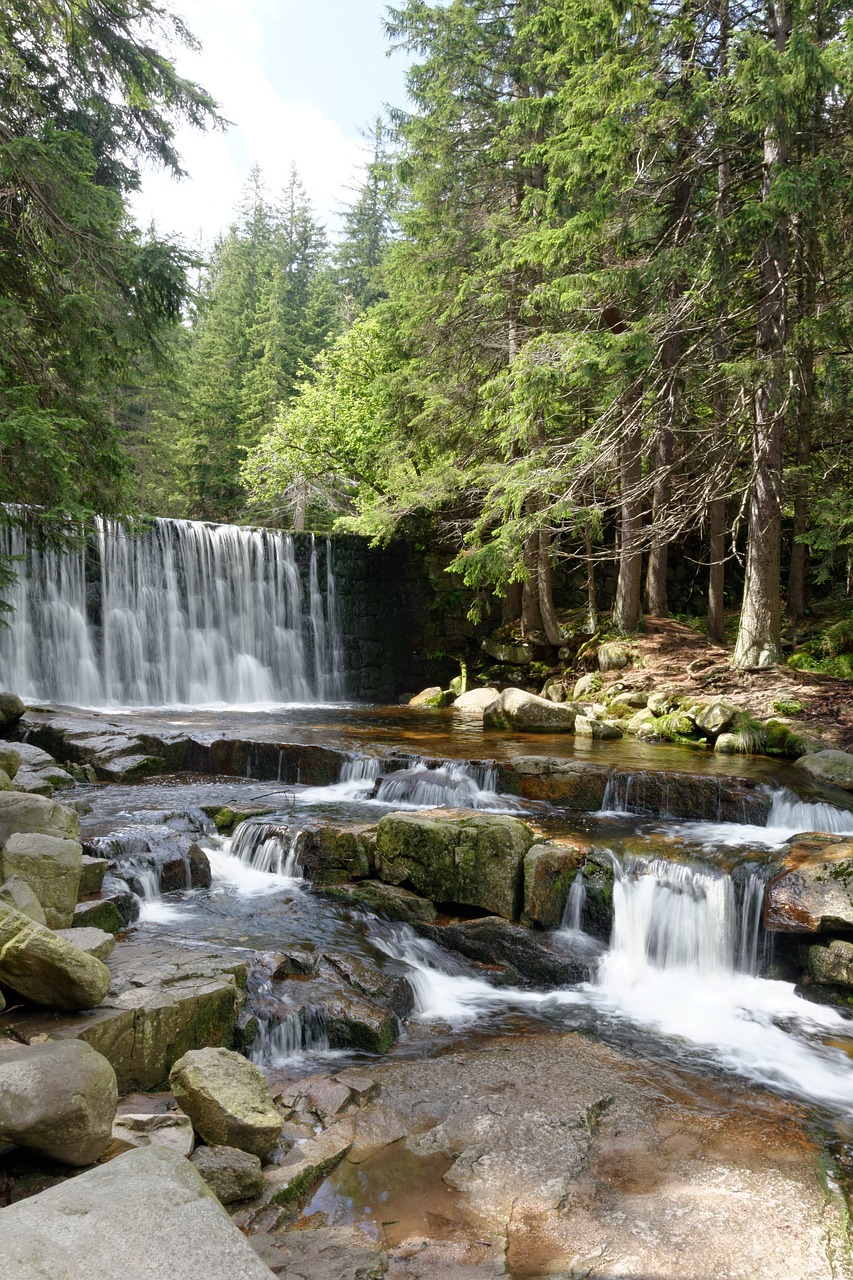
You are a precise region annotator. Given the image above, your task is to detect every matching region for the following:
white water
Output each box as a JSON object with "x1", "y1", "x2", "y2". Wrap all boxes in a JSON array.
[
  {"x1": 669, "y1": 787, "x2": 853, "y2": 850},
  {"x1": 0, "y1": 518, "x2": 344, "y2": 707}
]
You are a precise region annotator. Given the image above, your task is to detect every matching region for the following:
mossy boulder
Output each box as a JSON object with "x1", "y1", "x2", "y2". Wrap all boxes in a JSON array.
[
  {"x1": 1, "y1": 832, "x2": 82, "y2": 928},
  {"x1": 300, "y1": 824, "x2": 374, "y2": 884},
  {"x1": 484, "y1": 687, "x2": 580, "y2": 733},
  {"x1": 691, "y1": 699, "x2": 739, "y2": 735},
  {"x1": 795, "y1": 750, "x2": 853, "y2": 791},
  {"x1": 0, "y1": 875, "x2": 47, "y2": 924},
  {"x1": 409, "y1": 686, "x2": 455, "y2": 708},
  {"x1": 375, "y1": 811, "x2": 535, "y2": 920},
  {"x1": 0, "y1": 746, "x2": 20, "y2": 779},
  {"x1": 807, "y1": 939, "x2": 853, "y2": 987},
  {"x1": 522, "y1": 843, "x2": 586, "y2": 930},
  {"x1": 0, "y1": 791, "x2": 80, "y2": 847},
  {"x1": 319, "y1": 879, "x2": 437, "y2": 923},
  {"x1": 0, "y1": 900, "x2": 111, "y2": 1010},
  {"x1": 0, "y1": 691, "x2": 25, "y2": 728},
  {"x1": 169, "y1": 1047, "x2": 282, "y2": 1158}
]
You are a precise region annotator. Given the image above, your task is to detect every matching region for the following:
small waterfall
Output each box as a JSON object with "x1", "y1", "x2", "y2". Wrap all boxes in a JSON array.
[
  {"x1": 374, "y1": 760, "x2": 499, "y2": 809},
  {"x1": 561, "y1": 869, "x2": 586, "y2": 932},
  {"x1": 249, "y1": 1007, "x2": 331, "y2": 1067},
  {"x1": 0, "y1": 517, "x2": 344, "y2": 706},
  {"x1": 766, "y1": 789, "x2": 853, "y2": 837},
  {"x1": 229, "y1": 822, "x2": 304, "y2": 877}
]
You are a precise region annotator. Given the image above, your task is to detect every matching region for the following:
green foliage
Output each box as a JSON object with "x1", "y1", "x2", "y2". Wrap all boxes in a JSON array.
[
  {"x1": 772, "y1": 697, "x2": 806, "y2": 717},
  {"x1": 730, "y1": 713, "x2": 767, "y2": 757}
]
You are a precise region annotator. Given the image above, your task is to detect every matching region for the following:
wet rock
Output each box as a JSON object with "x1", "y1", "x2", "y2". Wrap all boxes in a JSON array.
[
  {"x1": 87, "y1": 825, "x2": 211, "y2": 895},
  {"x1": 318, "y1": 879, "x2": 437, "y2": 924},
  {"x1": 321, "y1": 950, "x2": 414, "y2": 1019},
  {"x1": 191, "y1": 1144, "x2": 264, "y2": 1203},
  {"x1": 247, "y1": 1224, "x2": 387, "y2": 1280},
  {"x1": 268, "y1": 946, "x2": 320, "y2": 978},
  {"x1": 795, "y1": 749, "x2": 853, "y2": 791},
  {"x1": 54, "y1": 927, "x2": 115, "y2": 962},
  {"x1": 0, "y1": 901, "x2": 111, "y2": 1010},
  {"x1": 484, "y1": 687, "x2": 579, "y2": 733},
  {"x1": 0, "y1": 691, "x2": 25, "y2": 727},
  {"x1": 1, "y1": 832, "x2": 82, "y2": 928},
  {"x1": 319, "y1": 986, "x2": 400, "y2": 1055},
  {"x1": 497, "y1": 756, "x2": 608, "y2": 808},
  {"x1": 452, "y1": 687, "x2": 500, "y2": 717},
  {"x1": 522, "y1": 842, "x2": 585, "y2": 930},
  {"x1": 0, "y1": 791, "x2": 80, "y2": 846},
  {"x1": 597, "y1": 640, "x2": 631, "y2": 671},
  {"x1": 111, "y1": 1112, "x2": 194, "y2": 1158},
  {"x1": 262, "y1": 1120, "x2": 354, "y2": 1208},
  {"x1": 0, "y1": 1144, "x2": 275, "y2": 1279},
  {"x1": 78, "y1": 855, "x2": 109, "y2": 895},
  {"x1": 807, "y1": 939, "x2": 853, "y2": 987},
  {"x1": 170, "y1": 1047, "x2": 282, "y2": 1158},
  {"x1": 0, "y1": 874, "x2": 47, "y2": 924},
  {"x1": 74, "y1": 889, "x2": 139, "y2": 931},
  {"x1": 574, "y1": 714, "x2": 623, "y2": 740},
  {"x1": 766, "y1": 836, "x2": 853, "y2": 933},
  {"x1": 300, "y1": 824, "x2": 374, "y2": 884},
  {"x1": 0, "y1": 744, "x2": 21, "y2": 778},
  {"x1": 376, "y1": 810, "x2": 534, "y2": 920},
  {"x1": 0, "y1": 1039, "x2": 117, "y2": 1166},
  {"x1": 418, "y1": 916, "x2": 592, "y2": 987}
]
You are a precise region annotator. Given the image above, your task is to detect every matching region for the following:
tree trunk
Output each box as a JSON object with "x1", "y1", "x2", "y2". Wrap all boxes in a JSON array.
[
  {"x1": 733, "y1": 0, "x2": 791, "y2": 669},
  {"x1": 707, "y1": 0, "x2": 729, "y2": 647},
  {"x1": 613, "y1": 404, "x2": 644, "y2": 633},
  {"x1": 293, "y1": 480, "x2": 307, "y2": 531},
  {"x1": 538, "y1": 528, "x2": 563, "y2": 645},
  {"x1": 521, "y1": 530, "x2": 543, "y2": 638},
  {"x1": 787, "y1": 229, "x2": 817, "y2": 620},
  {"x1": 707, "y1": 498, "x2": 727, "y2": 643},
  {"x1": 584, "y1": 527, "x2": 599, "y2": 633},
  {"x1": 502, "y1": 580, "x2": 522, "y2": 625}
]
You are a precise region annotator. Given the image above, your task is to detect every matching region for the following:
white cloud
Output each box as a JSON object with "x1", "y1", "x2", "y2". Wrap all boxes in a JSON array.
[{"x1": 131, "y1": 0, "x2": 363, "y2": 246}]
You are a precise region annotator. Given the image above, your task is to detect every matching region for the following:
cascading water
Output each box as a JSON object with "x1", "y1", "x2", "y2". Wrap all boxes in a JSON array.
[
  {"x1": 0, "y1": 517, "x2": 344, "y2": 707},
  {"x1": 229, "y1": 821, "x2": 304, "y2": 877}
]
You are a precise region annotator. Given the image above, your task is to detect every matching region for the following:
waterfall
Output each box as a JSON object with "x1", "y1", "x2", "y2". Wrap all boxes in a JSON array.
[
  {"x1": 229, "y1": 822, "x2": 304, "y2": 877},
  {"x1": 0, "y1": 517, "x2": 345, "y2": 707},
  {"x1": 374, "y1": 760, "x2": 500, "y2": 809},
  {"x1": 561, "y1": 869, "x2": 586, "y2": 932}
]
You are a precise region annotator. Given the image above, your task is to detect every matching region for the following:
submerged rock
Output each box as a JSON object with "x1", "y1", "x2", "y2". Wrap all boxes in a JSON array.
[
  {"x1": 0, "y1": 1144, "x2": 274, "y2": 1279},
  {"x1": 1, "y1": 832, "x2": 82, "y2": 929},
  {"x1": 170, "y1": 1047, "x2": 282, "y2": 1158},
  {"x1": 484, "y1": 687, "x2": 579, "y2": 732},
  {"x1": 191, "y1": 1144, "x2": 264, "y2": 1204},
  {"x1": 376, "y1": 810, "x2": 534, "y2": 920},
  {"x1": 0, "y1": 1039, "x2": 117, "y2": 1166},
  {"x1": 0, "y1": 900, "x2": 111, "y2": 1010}
]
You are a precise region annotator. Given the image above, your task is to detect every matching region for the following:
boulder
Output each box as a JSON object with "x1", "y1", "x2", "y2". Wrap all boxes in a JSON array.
[
  {"x1": 765, "y1": 836, "x2": 853, "y2": 933},
  {"x1": 608, "y1": 690, "x2": 649, "y2": 711},
  {"x1": 807, "y1": 939, "x2": 853, "y2": 987},
  {"x1": 452, "y1": 687, "x2": 500, "y2": 718},
  {"x1": 646, "y1": 691, "x2": 678, "y2": 715},
  {"x1": 79, "y1": 855, "x2": 109, "y2": 895},
  {"x1": 111, "y1": 1112, "x2": 194, "y2": 1158},
  {"x1": 1, "y1": 832, "x2": 82, "y2": 928},
  {"x1": 318, "y1": 879, "x2": 437, "y2": 924},
  {"x1": 0, "y1": 1144, "x2": 275, "y2": 1279},
  {"x1": 627, "y1": 708, "x2": 656, "y2": 735},
  {"x1": 408, "y1": 686, "x2": 454, "y2": 708},
  {"x1": 0, "y1": 1039, "x2": 117, "y2": 1165},
  {"x1": 714, "y1": 733, "x2": 739, "y2": 755},
  {"x1": 691, "y1": 699, "x2": 740, "y2": 735},
  {"x1": 191, "y1": 1145, "x2": 264, "y2": 1204},
  {"x1": 573, "y1": 673, "x2": 602, "y2": 700},
  {"x1": 522, "y1": 843, "x2": 584, "y2": 930},
  {"x1": 375, "y1": 810, "x2": 534, "y2": 920},
  {"x1": 0, "y1": 691, "x2": 25, "y2": 728},
  {"x1": 0, "y1": 767, "x2": 11, "y2": 790},
  {"x1": 73, "y1": 893, "x2": 138, "y2": 932},
  {"x1": 481, "y1": 637, "x2": 534, "y2": 665},
  {"x1": 0, "y1": 744, "x2": 20, "y2": 778},
  {"x1": 597, "y1": 641, "x2": 631, "y2": 672},
  {"x1": 0, "y1": 901, "x2": 111, "y2": 1010},
  {"x1": 300, "y1": 824, "x2": 374, "y2": 884},
  {"x1": 169, "y1": 1047, "x2": 282, "y2": 1158},
  {"x1": 0, "y1": 874, "x2": 47, "y2": 924},
  {"x1": 540, "y1": 676, "x2": 569, "y2": 703},
  {"x1": 484, "y1": 687, "x2": 579, "y2": 733},
  {"x1": 0, "y1": 792, "x2": 80, "y2": 847},
  {"x1": 54, "y1": 927, "x2": 115, "y2": 962},
  {"x1": 574, "y1": 715, "x2": 623, "y2": 740},
  {"x1": 321, "y1": 950, "x2": 414, "y2": 1021},
  {"x1": 795, "y1": 750, "x2": 853, "y2": 792}
]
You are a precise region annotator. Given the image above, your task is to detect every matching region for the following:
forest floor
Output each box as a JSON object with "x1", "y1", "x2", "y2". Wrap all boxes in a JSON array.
[{"x1": 613, "y1": 616, "x2": 853, "y2": 750}]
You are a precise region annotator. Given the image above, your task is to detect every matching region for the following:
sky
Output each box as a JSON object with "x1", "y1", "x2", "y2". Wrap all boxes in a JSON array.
[{"x1": 131, "y1": 1, "x2": 412, "y2": 248}]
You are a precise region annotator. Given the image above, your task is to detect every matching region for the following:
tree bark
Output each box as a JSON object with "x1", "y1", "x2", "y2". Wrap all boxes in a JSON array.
[
  {"x1": 538, "y1": 528, "x2": 563, "y2": 645},
  {"x1": 707, "y1": 0, "x2": 730, "y2": 646},
  {"x1": 521, "y1": 529, "x2": 543, "y2": 638},
  {"x1": 584, "y1": 527, "x2": 599, "y2": 633},
  {"x1": 733, "y1": 0, "x2": 791, "y2": 669},
  {"x1": 613, "y1": 404, "x2": 644, "y2": 633},
  {"x1": 787, "y1": 230, "x2": 816, "y2": 619}
]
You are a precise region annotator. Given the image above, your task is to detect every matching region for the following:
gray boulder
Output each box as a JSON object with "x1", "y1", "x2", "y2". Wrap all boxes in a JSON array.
[
  {"x1": 452, "y1": 687, "x2": 500, "y2": 717},
  {"x1": 1, "y1": 832, "x2": 82, "y2": 928},
  {"x1": 597, "y1": 641, "x2": 632, "y2": 672},
  {"x1": 54, "y1": 927, "x2": 115, "y2": 962},
  {"x1": 0, "y1": 745, "x2": 20, "y2": 778},
  {"x1": 481, "y1": 637, "x2": 534, "y2": 664},
  {"x1": 408, "y1": 686, "x2": 454, "y2": 708},
  {"x1": 484, "y1": 687, "x2": 579, "y2": 733},
  {"x1": 169, "y1": 1047, "x2": 282, "y2": 1158},
  {"x1": 0, "y1": 1039, "x2": 117, "y2": 1165},
  {"x1": 0, "y1": 875, "x2": 47, "y2": 924},
  {"x1": 808, "y1": 939, "x2": 853, "y2": 987},
  {"x1": 574, "y1": 715, "x2": 623, "y2": 740},
  {"x1": 78, "y1": 855, "x2": 109, "y2": 895},
  {"x1": 0, "y1": 1144, "x2": 275, "y2": 1279},
  {"x1": 0, "y1": 792, "x2": 80, "y2": 847},
  {"x1": 0, "y1": 691, "x2": 25, "y2": 728},
  {"x1": 795, "y1": 750, "x2": 853, "y2": 791},
  {"x1": 691, "y1": 699, "x2": 740, "y2": 735},
  {"x1": 0, "y1": 900, "x2": 111, "y2": 1010},
  {"x1": 375, "y1": 810, "x2": 535, "y2": 920},
  {"x1": 573, "y1": 672, "x2": 602, "y2": 700},
  {"x1": 191, "y1": 1144, "x2": 264, "y2": 1204}
]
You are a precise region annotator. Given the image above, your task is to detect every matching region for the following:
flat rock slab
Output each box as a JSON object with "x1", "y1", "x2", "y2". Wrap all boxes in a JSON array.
[
  {"x1": 268, "y1": 1033, "x2": 852, "y2": 1280},
  {"x1": 0, "y1": 1144, "x2": 275, "y2": 1279},
  {"x1": 1, "y1": 935, "x2": 247, "y2": 1091}
]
